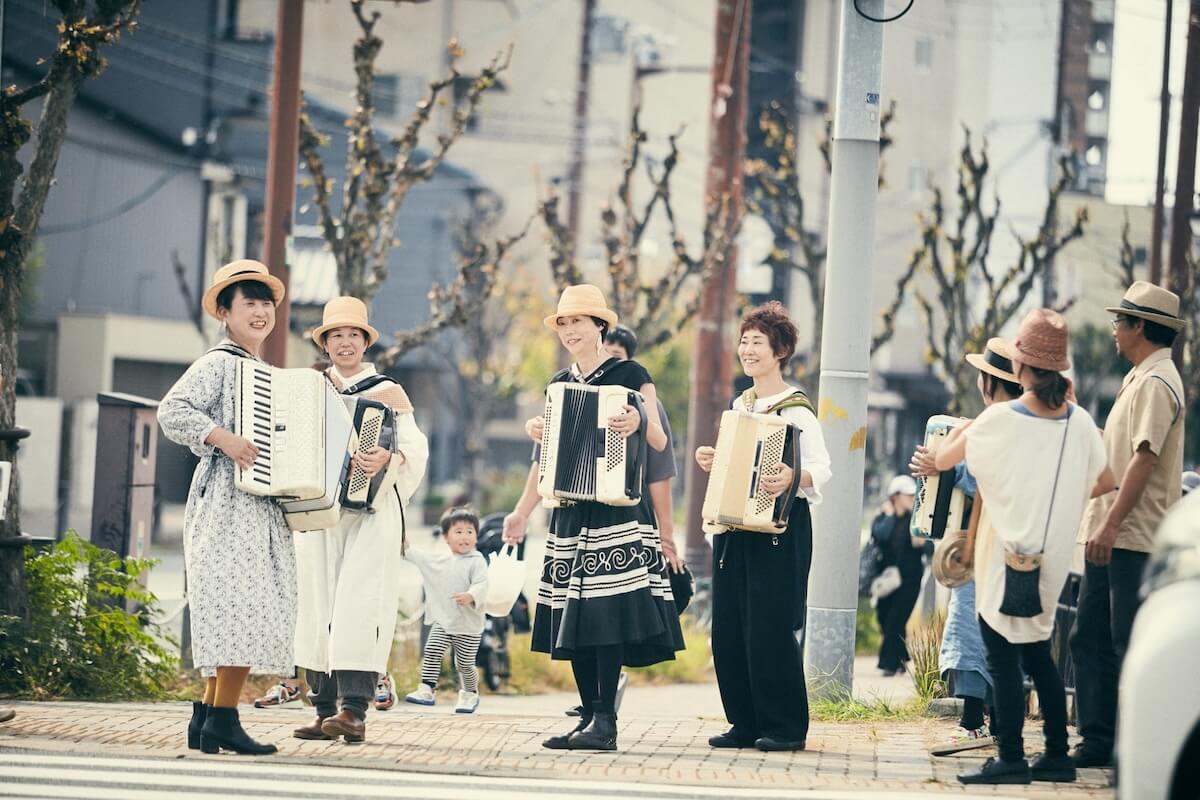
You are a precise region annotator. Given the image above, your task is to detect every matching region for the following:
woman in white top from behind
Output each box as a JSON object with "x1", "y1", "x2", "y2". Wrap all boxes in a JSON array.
[{"x1": 935, "y1": 309, "x2": 1115, "y2": 787}]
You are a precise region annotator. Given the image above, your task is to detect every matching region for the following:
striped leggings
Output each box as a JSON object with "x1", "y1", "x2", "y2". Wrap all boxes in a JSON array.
[{"x1": 420, "y1": 624, "x2": 482, "y2": 693}]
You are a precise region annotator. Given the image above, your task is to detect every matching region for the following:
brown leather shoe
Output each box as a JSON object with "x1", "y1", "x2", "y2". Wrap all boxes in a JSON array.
[
  {"x1": 293, "y1": 715, "x2": 333, "y2": 740},
  {"x1": 320, "y1": 709, "x2": 365, "y2": 743}
]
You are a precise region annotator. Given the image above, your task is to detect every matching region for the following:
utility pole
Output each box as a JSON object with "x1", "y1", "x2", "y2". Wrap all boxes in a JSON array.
[
  {"x1": 261, "y1": 0, "x2": 305, "y2": 368},
  {"x1": 565, "y1": 0, "x2": 597, "y2": 266},
  {"x1": 1167, "y1": 0, "x2": 1200, "y2": 369},
  {"x1": 806, "y1": 0, "x2": 885, "y2": 697},
  {"x1": 682, "y1": 0, "x2": 752, "y2": 576},
  {"x1": 1151, "y1": 0, "x2": 1175, "y2": 285}
]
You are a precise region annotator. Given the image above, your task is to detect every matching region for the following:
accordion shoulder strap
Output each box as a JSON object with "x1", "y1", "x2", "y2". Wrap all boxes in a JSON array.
[
  {"x1": 739, "y1": 387, "x2": 815, "y2": 416},
  {"x1": 206, "y1": 343, "x2": 254, "y2": 360},
  {"x1": 342, "y1": 373, "x2": 397, "y2": 396}
]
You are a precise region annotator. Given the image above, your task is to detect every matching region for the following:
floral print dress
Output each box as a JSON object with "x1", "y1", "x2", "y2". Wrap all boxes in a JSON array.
[{"x1": 157, "y1": 341, "x2": 297, "y2": 677}]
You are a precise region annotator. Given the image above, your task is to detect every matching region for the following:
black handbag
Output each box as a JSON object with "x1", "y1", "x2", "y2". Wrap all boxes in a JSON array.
[
  {"x1": 669, "y1": 565, "x2": 695, "y2": 614},
  {"x1": 999, "y1": 408, "x2": 1072, "y2": 618}
]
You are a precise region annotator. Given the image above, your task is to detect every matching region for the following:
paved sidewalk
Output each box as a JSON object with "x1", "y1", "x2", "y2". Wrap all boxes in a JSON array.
[{"x1": 0, "y1": 689, "x2": 1113, "y2": 798}]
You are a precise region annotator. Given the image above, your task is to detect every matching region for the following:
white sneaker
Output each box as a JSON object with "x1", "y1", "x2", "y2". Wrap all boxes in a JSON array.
[
  {"x1": 405, "y1": 684, "x2": 436, "y2": 706},
  {"x1": 455, "y1": 690, "x2": 480, "y2": 714},
  {"x1": 930, "y1": 725, "x2": 993, "y2": 756}
]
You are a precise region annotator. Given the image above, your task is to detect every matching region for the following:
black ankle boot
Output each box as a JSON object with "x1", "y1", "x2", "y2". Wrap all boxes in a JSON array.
[
  {"x1": 567, "y1": 710, "x2": 617, "y2": 751},
  {"x1": 543, "y1": 712, "x2": 592, "y2": 749},
  {"x1": 200, "y1": 706, "x2": 278, "y2": 755},
  {"x1": 187, "y1": 702, "x2": 210, "y2": 750}
]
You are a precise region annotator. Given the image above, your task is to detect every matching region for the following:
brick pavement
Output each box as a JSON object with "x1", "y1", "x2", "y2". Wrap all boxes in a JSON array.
[{"x1": 0, "y1": 700, "x2": 1114, "y2": 797}]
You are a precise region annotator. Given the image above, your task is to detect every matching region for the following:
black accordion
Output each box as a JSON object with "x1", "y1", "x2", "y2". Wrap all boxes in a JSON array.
[{"x1": 537, "y1": 383, "x2": 648, "y2": 507}]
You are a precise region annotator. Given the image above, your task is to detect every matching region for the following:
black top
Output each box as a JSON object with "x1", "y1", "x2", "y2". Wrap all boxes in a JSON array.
[{"x1": 548, "y1": 357, "x2": 654, "y2": 392}]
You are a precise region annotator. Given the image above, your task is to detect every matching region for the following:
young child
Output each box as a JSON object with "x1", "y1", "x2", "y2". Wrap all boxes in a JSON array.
[{"x1": 404, "y1": 507, "x2": 489, "y2": 714}]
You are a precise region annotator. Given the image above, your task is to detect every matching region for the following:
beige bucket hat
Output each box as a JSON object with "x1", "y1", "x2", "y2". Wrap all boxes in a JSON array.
[
  {"x1": 310, "y1": 296, "x2": 380, "y2": 347},
  {"x1": 201, "y1": 259, "x2": 285, "y2": 320}
]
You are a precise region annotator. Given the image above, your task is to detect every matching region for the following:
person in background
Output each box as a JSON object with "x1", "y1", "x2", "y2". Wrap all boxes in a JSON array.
[
  {"x1": 1070, "y1": 282, "x2": 1186, "y2": 769},
  {"x1": 936, "y1": 309, "x2": 1115, "y2": 786},
  {"x1": 870, "y1": 475, "x2": 924, "y2": 677}
]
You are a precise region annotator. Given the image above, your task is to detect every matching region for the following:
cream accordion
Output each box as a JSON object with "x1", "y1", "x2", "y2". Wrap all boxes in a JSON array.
[
  {"x1": 911, "y1": 414, "x2": 968, "y2": 539},
  {"x1": 338, "y1": 397, "x2": 398, "y2": 512},
  {"x1": 702, "y1": 410, "x2": 803, "y2": 534},
  {"x1": 232, "y1": 361, "x2": 354, "y2": 531},
  {"x1": 537, "y1": 383, "x2": 647, "y2": 507}
]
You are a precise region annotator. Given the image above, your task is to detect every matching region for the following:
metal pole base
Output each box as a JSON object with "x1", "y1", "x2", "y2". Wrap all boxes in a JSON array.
[{"x1": 805, "y1": 605, "x2": 857, "y2": 700}]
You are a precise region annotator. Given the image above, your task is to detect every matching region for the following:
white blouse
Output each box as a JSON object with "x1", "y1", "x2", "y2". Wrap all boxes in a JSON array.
[{"x1": 749, "y1": 387, "x2": 832, "y2": 506}]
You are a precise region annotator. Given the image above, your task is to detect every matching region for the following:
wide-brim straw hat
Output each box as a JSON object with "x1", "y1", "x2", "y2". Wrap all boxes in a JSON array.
[
  {"x1": 1012, "y1": 308, "x2": 1071, "y2": 372},
  {"x1": 1104, "y1": 280, "x2": 1185, "y2": 331},
  {"x1": 201, "y1": 259, "x2": 285, "y2": 320},
  {"x1": 965, "y1": 337, "x2": 1019, "y2": 384},
  {"x1": 544, "y1": 284, "x2": 618, "y2": 330},
  {"x1": 310, "y1": 296, "x2": 380, "y2": 347}
]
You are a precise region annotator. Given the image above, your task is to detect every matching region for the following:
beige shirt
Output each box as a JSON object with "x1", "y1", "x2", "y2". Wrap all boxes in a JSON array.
[{"x1": 1078, "y1": 348, "x2": 1185, "y2": 553}]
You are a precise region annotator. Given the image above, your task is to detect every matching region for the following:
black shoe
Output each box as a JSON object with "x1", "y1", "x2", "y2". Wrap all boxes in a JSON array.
[
  {"x1": 958, "y1": 756, "x2": 1031, "y2": 785},
  {"x1": 1070, "y1": 744, "x2": 1113, "y2": 768},
  {"x1": 200, "y1": 706, "x2": 278, "y2": 755},
  {"x1": 755, "y1": 736, "x2": 806, "y2": 752},
  {"x1": 1030, "y1": 751, "x2": 1077, "y2": 783},
  {"x1": 708, "y1": 729, "x2": 757, "y2": 749},
  {"x1": 187, "y1": 702, "x2": 210, "y2": 751},
  {"x1": 565, "y1": 704, "x2": 584, "y2": 717},
  {"x1": 543, "y1": 714, "x2": 590, "y2": 749},
  {"x1": 567, "y1": 711, "x2": 617, "y2": 751}
]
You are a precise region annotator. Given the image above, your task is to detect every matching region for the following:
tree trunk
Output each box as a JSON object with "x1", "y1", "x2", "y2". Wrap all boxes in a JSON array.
[{"x1": 0, "y1": 67, "x2": 87, "y2": 620}]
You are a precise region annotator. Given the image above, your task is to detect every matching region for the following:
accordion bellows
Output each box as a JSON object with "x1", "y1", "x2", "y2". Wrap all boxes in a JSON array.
[
  {"x1": 702, "y1": 410, "x2": 803, "y2": 534},
  {"x1": 911, "y1": 414, "x2": 969, "y2": 539},
  {"x1": 537, "y1": 383, "x2": 647, "y2": 507}
]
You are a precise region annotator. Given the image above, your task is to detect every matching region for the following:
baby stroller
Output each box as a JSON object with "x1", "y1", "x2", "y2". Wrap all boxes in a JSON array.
[{"x1": 474, "y1": 512, "x2": 530, "y2": 691}]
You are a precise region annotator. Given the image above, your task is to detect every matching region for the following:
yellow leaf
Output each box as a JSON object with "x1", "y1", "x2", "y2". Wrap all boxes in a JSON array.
[
  {"x1": 818, "y1": 397, "x2": 848, "y2": 423},
  {"x1": 849, "y1": 426, "x2": 867, "y2": 451}
]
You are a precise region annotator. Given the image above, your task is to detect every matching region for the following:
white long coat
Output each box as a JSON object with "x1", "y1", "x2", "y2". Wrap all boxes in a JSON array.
[{"x1": 294, "y1": 365, "x2": 428, "y2": 674}]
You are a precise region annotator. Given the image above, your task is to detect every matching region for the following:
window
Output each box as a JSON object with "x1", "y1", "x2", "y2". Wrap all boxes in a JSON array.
[
  {"x1": 1088, "y1": 90, "x2": 1105, "y2": 111},
  {"x1": 908, "y1": 161, "x2": 928, "y2": 195},
  {"x1": 374, "y1": 74, "x2": 400, "y2": 118},
  {"x1": 914, "y1": 36, "x2": 933, "y2": 72},
  {"x1": 1085, "y1": 144, "x2": 1103, "y2": 166}
]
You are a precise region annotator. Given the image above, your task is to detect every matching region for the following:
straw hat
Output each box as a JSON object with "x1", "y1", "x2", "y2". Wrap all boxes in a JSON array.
[
  {"x1": 932, "y1": 530, "x2": 972, "y2": 588},
  {"x1": 544, "y1": 284, "x2": 618, "y2": 330},
  {"x1": 310, "y1": 296, "x2": 380, "y2": 347},
  {"x1": 1012, "y1": 308, "x2": 1070, "y2": 372},
  {"x1": 201, "y1": 259, "x2": 285, "y2": 320},
  {"x1": 965, "y1": 337, "x2": 1019, "y2": 384},
  {"x1": 1105, "y1": 281, "x2": 1185, "y2": 332}
]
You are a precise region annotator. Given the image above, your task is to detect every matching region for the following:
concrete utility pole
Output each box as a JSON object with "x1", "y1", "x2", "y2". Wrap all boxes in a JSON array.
[
  {"x1": 683, "y1": 0, "x2": 752, "y2": 576},
  {"x1": 806, "y1": 0, "x2": 885, "y2": 697},
  {"x1": 1167, "y1": 0, "x2": 1200, "y2": 369},
  {"x1": 261, "y1": 0, "x2": 305, "y2": 368},
  {"x1": 1150, "y1": 0, "x2": 1175, "y2": 285},
  {"x1": 565, "y1": 0, "x2": 597, "y2": 266}
]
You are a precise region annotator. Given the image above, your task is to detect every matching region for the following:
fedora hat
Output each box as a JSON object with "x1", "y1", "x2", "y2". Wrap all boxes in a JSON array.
[
  {"x1": 965, "y1": 337, "x2": 1019, "y2": 384},
  {"x1": 1105, "y1": 281, "x2": 1185, "y2": 332},
  {"x1": 201, "y1": 259, "x2": 285, "y2": 320},
  {"x1": 310, "y1": 296, "x2": 380, "y2": 348},
  {"x1": 1012, "y1": 308, "x2": 1071, "y2": 372},
  {"x1": 543, "y1": 284, "x2": 618, "y2": 330}
]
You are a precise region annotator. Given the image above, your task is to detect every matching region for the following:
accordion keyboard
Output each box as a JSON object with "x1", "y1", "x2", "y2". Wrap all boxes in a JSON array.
[{"x1": 234, "y1": 362, "x2": 328, "y2": 499}]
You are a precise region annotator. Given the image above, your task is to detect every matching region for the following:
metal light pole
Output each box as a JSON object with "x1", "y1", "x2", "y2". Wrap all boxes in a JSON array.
[{"x1": 805, "y1": 0, "x2": 885, "y2": 697}]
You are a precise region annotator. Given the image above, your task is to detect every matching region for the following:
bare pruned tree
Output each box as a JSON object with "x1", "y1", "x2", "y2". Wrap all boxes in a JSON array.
[
  {"x1": 297, "y1": 0, "x2": 525, "y2": 367},
  {"x1": 743, "y1": 100, "x2": 895, "y2": 377},
  {"x1": 873, "y1": 130, "x2": 1088, "y2": 413},
  {"x1": 0, "y1": 0, "x2": 142, "y2": 620},
  {"x1": 539, "y1": 103, "x2": 737, "y2": 351}
]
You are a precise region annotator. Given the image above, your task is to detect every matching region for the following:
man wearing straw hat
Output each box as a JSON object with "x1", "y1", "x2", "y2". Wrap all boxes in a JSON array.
[{"x1": 1069, "y1": 281, "x2": 1186, "y2": 768}]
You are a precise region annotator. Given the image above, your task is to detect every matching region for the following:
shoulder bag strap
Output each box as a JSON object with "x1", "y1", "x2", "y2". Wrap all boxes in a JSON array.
[
  {"x1": 1036, "y1": 407, "x2": 1073, "y2": 554},
  {"x1": 1149, "y1": 374, "x2": 1182, "y2": 428}
]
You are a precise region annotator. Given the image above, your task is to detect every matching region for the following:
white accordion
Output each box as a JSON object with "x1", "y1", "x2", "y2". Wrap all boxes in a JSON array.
[
  {"x1": 911, "y1": 414, "x2": 968, "y2": 539},
  {"x1": 232, "y1": 362, "x2": 354, "y2": 531},
  {"x1": 702, "y1": 410, "x2": 803, "y2": 534},
  {"x1": 537, "y1": 383, "x2": 647, "y2": 507}
]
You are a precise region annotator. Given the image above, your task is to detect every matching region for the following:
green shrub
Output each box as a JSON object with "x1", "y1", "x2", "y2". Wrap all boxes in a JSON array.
[
  {"x1": 855, "y1": 597, "x2": 881, "y2": 655},
  {"x1": 907, "y1": 610, "x2": 948, "y2": 703},
  {"x1": 0, "y1": 533, "x2": 178, "y2": 700}
]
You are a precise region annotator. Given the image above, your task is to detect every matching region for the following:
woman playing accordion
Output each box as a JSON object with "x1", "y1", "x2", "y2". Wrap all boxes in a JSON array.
[
  {"x1": 695, "y1": 301, "x2": 831, "y2": 753},
  {"x1": 503, "y1": 285, "x2": 684, "y2": 752}
]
